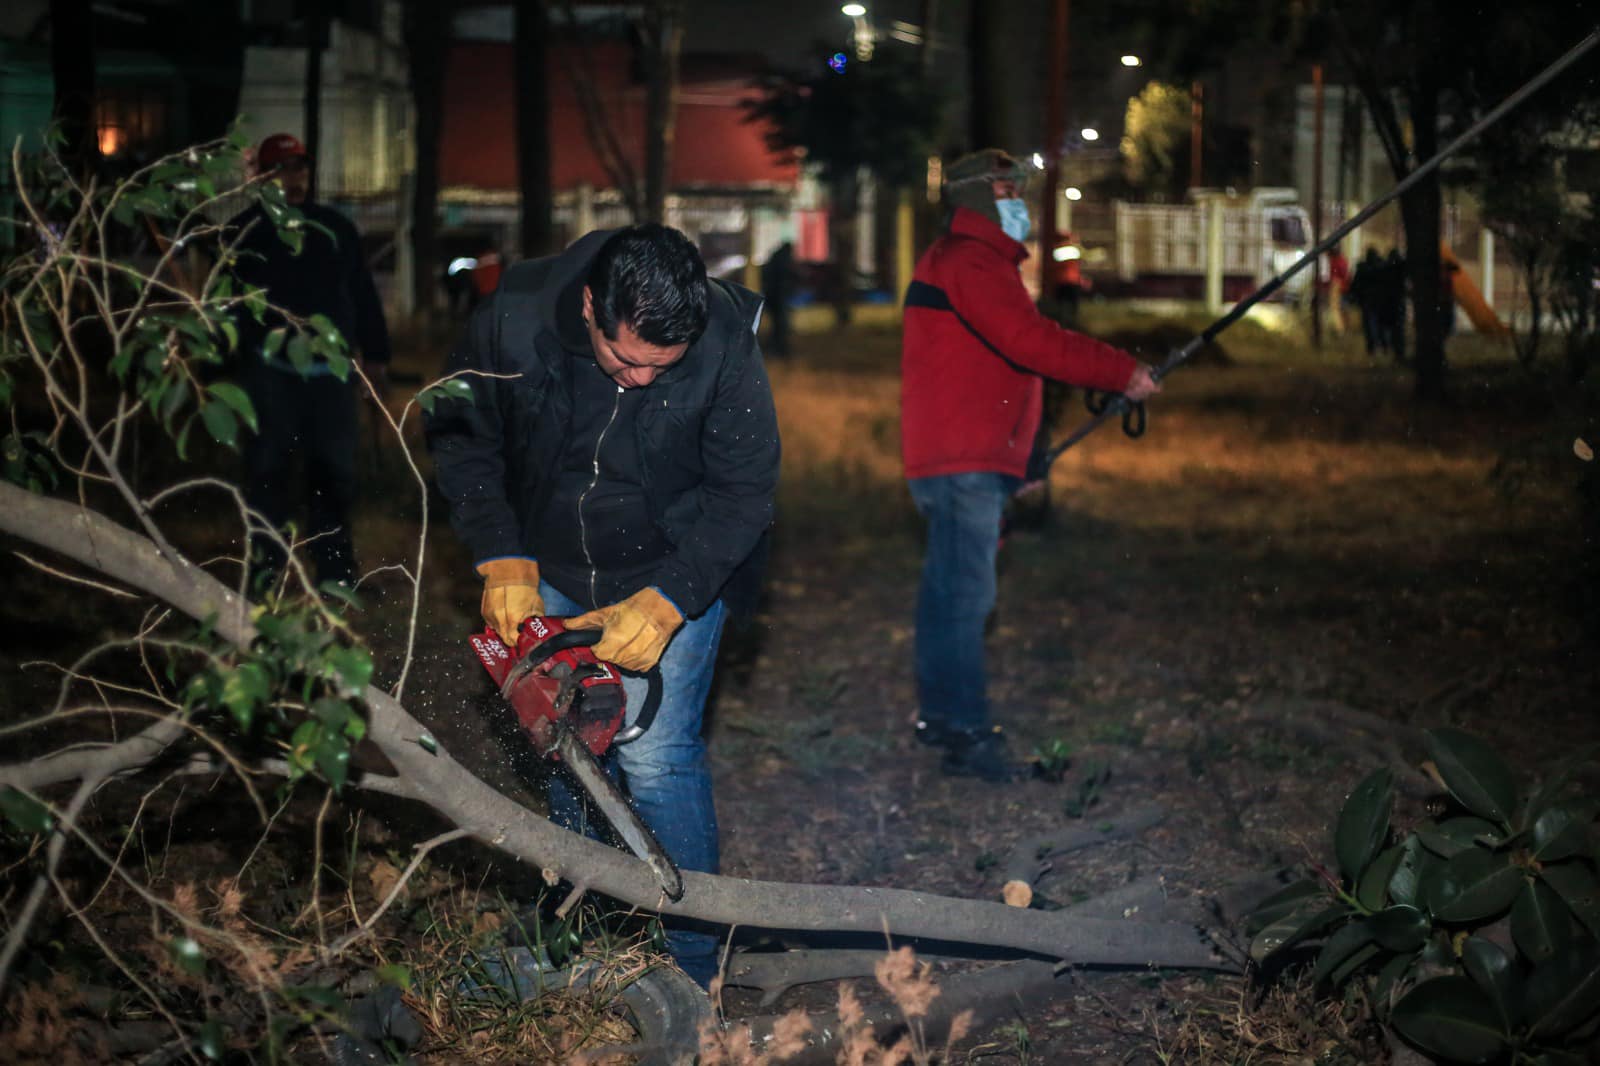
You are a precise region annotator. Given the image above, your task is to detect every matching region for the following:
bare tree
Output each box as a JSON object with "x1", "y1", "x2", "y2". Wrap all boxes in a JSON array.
[
  {"x1": 515, "y1": 0, "x2": 556, "y2": 256},
  {"x1": 405, "y1": 0, "x2": 451, "y2": 312}
]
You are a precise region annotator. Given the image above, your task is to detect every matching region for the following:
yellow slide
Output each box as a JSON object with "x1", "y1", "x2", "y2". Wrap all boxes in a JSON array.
[{"x1": 1441, "y1": 242, "x2": 1510, "y2": 336}]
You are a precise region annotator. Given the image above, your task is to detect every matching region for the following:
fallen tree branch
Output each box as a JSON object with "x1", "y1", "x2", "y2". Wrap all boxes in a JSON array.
[
  {"x1": 998, "y1": 805, "x2": 1166, "y2": 908},
  {"x1": 0, "y1": 483, "x2": 1238, "y2": 972}
]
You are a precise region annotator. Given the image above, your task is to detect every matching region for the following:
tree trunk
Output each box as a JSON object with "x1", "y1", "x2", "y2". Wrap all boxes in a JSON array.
[
  {"x1": 966, "y1": 2, "x2": 999, "y2": 149},
  {"x1": 1403, "y1": 1, "x2": 1446, "y2": 403},
  {"x1": 515, "y1": 0, "x2": 555, "y2": 257},
  {"x1": 405, "y1": 0, "x2": 449, "y2": 314},
  {"x1": 828, "y1": 170, "x2": 858, "y2": 328},
  {"x1": 303, "y1": 7, "x2": 328, "y2": 202},
  {"x1": 49, "y1": 0, "x2": 96, "y2": 173},
  {"x1": 642, "y1": 1, "x2": 681, "y2": 225}
]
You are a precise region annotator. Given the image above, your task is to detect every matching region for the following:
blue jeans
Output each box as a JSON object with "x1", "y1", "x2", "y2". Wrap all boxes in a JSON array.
[
  {"x1": 540, "y1": 582, "x2": 725, "y2": 985},
  {"x1": 908, "y1": 473, "x2": 1019, "y2": 733}
]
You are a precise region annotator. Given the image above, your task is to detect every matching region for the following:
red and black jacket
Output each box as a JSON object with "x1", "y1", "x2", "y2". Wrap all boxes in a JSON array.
[{"x1": 900, "y1": 208, "x2": 1136, "y2": 480}]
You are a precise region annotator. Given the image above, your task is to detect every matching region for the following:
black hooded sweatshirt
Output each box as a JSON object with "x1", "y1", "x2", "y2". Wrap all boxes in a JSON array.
[{"x1": 424, "y1": 230, "x2": 780, "y2": 618}]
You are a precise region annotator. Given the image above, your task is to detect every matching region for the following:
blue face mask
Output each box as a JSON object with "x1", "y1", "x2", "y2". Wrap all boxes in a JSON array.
[{"x1": 996, "y1": 198, "x2": 1031, "y2": 242}]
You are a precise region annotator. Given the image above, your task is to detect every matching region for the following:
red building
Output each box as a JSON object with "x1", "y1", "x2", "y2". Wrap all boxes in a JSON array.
[{"x1": 437, "y1": 35, "x2": 801, "y2": 268}]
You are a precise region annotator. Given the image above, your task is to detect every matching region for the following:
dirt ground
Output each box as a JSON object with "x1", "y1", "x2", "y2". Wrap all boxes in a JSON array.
[
  {"x1": 3, "y1": 305, "x2": 1596, "y2": 1064},
  {"x1": 362, "y1": 308, "x2": 1598, "y2": 1063}
]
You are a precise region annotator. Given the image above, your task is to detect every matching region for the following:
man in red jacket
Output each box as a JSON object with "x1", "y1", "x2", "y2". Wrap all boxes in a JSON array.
[{"x1": 901, "y1": 149, "x2": 1160, "y2": 780}]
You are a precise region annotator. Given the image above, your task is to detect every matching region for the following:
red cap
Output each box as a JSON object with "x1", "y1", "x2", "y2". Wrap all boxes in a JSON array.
[{"x1": 257, "y1": 133, "x2": 308, "y2": 171}]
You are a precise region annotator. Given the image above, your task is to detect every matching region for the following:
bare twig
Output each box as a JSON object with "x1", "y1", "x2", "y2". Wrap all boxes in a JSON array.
[{"x1": 326, "y1": 828, "x2": 470, "y2": 957}]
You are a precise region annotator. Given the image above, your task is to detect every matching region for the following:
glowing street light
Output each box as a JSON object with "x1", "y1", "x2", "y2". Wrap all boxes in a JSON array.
[
  {"x1": 841, "y1": 3, "x2": 866, "y2": 16},
  {"x1": 1121, "y1": 54, "x2": 1142, "y2": 67},
  {"x1": 1064, "y1": 186, "x2": 1083, "y2": 201},
  {"x1": 1080, "y1": 127, "x2": 1100, "y2": 142},
  {"x1": 1031, "y1": 152, "x2": 1045, "y2": 169}
]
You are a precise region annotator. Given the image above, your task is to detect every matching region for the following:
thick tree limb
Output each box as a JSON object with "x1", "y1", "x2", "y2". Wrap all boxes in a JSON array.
[{"x1": 0, "y1": 483, "x2": 1237, "y2": 971}]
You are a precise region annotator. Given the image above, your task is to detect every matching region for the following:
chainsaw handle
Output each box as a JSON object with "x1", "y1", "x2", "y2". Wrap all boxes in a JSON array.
[
  {"x1": 516, "y1": 620, "x2": 664, "y2": 745},
  {"x1": 612, "y1": 670, "x2": 662, "y2": 745}
]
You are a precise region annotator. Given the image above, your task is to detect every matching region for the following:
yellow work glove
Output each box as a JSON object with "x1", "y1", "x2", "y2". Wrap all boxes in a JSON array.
[
  {"x1": 476, "y1": 558, "x2": 544, "y2": 646},
  {"x1": 567, "y1": 587, "x2": 683, "y2": 672}
]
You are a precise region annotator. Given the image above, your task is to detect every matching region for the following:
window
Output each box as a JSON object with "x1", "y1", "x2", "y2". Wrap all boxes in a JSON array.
[{"x1": 94, "y1": 88, "x2": 167, "y2": 159}]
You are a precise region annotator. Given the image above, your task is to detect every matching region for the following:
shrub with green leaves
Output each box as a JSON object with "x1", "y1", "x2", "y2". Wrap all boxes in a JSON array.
[{"x1": 1246, "y1": 728, "x2": 1600, "y2": 1064}]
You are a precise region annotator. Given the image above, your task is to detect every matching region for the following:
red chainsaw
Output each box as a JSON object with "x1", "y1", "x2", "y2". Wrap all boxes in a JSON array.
[{"x1": 469, "y1": 616, "x2": 682, "y2": 900}]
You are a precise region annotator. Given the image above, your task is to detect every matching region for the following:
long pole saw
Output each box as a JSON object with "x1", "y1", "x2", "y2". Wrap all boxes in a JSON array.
[{"x1": 1043, "y1": 28, "x2": 1600, "y2": 469}]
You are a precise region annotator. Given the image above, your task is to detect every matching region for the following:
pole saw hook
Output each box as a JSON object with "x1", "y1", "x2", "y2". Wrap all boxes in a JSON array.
[{"x1": 1083, "y1": 388, "x2": 1147, "y2": 439}]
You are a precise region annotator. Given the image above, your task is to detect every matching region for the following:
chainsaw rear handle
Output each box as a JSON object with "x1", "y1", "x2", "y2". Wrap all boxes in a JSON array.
[{"x1": 516, "y1": 623, "x2": 664, "y2": 745}]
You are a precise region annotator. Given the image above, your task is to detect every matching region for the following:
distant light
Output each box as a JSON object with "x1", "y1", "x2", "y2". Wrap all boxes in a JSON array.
[
  {"x1": 1031, "y1": 152, "x2": 1045, "y2": 169},
  {"x1": 828, "y1": 52, "x2": 848, "y2": 73},
  {"x1": 1052, "y1": 245, "x2": 1082, "y2": 262},
  {"x1": 1064, "y1": 186, "x2": 1083, "y2": 201},
  {"x1": 841, "y1": 2, "x2": 866, "y2": 16},
  {"x1": 447, "y1": 257, "x2": 478, "y2": 276},
  {"x1": 1080, "y1": 127, "x2": 1100, "y2": 142},
  {"x1": 1121, "y1": 54, "x2": 1142, "y2": 67}
]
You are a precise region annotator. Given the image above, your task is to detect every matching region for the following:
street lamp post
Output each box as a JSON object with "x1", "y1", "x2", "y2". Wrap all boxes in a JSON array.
[{"x1": 841, "y1": 3, "x2": 873, "y2": 61}]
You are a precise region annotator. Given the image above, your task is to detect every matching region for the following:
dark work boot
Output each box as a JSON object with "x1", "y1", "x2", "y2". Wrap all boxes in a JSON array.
[{"x1": 939, "y1": 726, "x2": 1025, "y2": 783}]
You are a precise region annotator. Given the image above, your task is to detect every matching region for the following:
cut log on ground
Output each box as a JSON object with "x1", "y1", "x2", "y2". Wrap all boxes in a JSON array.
[{"x1": 998, "y1": 805, "x2": 1167, "y2": 908}]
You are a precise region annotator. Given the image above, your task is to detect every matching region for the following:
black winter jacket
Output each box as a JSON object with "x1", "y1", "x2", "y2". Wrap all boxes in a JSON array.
[{"x1": 424, "y1": 230, "x2": 780, "y2": 619}]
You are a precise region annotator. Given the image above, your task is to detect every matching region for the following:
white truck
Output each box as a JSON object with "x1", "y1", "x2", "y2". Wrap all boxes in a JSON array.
[{"x1": 1090, "y1": 188, "x2": 1313, "y2": 304}]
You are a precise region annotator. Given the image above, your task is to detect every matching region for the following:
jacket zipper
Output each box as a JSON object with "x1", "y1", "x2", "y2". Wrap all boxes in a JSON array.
[{"x1": 578, "y1": 384, "x2": 624, "y2": 606}]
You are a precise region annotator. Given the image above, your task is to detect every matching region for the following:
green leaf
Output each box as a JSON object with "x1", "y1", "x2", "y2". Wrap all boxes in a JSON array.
[
  {"x1": 218, "y1": 318, "x2": 239, "y2": 353},
  {"x1": 1461, "y1": 936, "x2": 1522, "y2": 1033},
  {"x1": 197, "y1": 1017, "x2": 223, "y2": 1060},
  {"x1": 0, "y1": 788, "x2": 54, "y2": 835},
  {"x1": 288, "y1": 720, "x2": 320, "y2": 776},
  {"x1": 1417, "y1": 815, "x2": 1506, "y2": 858},
  {"x1": 1336, "y1": 768, "x2": 1394, "y2": 885},
  {"x1": 1391, "y1": 976, "x2": 1509, "y2": 1064},
  {"x1": 1359, "y1": 844, "x2": 1407, "y2": 912},
  {"x1": 1530, "y1": 806, "x2": 1591, "y2": 863},
  {"x1": 168, "y1": 935, "x2": 206, "y2": 976},
  {"x1": 286, "y1": 334, "x2": 311, "y2": 373},
  {"x1": 1526, "y1": 938, "x2": 1600, "y2": 1039},
  {"x1": 199, "y1": 400, "x2": 239, "y2": 449},
  {"x1": 1539, "y1": 860, "x2": 1600, "y2": 936},
  {"x1": 1389, "y1": 835, "x2": 1432, "y2": 907},
  {"x1": 1244, "y1": 878, "x2": 1325, "y2": 935},
  {"x1": 1426, "y1": 728, "x2": 1518, "y2": 827},
  {"x1": 1426, "y1": 847, "x2": 1524, "y2": 923},
  {"x1": 324, "y1": 647, "x2": 372, "y2": 698},
  {"x1": 314, "y1": 732, "x2": 350, "y2": 790},
  {"x1": 206, "y1": 383, "x2": 258, "y2": 434},
  {"x1": 1373, "y1": 951, "x2": 1416, "y2": 1014},
  {"x1": 1312, "y1": 918, "x2": 1376, "y2": 988},
  {"x1": 221, "y1": 661, "x2": 271, "y2": 730},
  {"x1": 1249, "y1": 903, "x2": 1348, "y2": 963},
  {"x1": 376, "y1": 964, "x2": 412, "y2": 992},
  {"x1": 1369, "y1": 904, "x2": 1431, "y2": 953},
  {"x1": 1512, "y1": 878, "x2": 1571, "y2": 963}
]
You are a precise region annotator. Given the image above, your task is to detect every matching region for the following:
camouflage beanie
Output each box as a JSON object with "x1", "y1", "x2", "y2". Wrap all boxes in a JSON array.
[{"x1": 943, "y1": 149, "x2": 1025, "y2": 227}]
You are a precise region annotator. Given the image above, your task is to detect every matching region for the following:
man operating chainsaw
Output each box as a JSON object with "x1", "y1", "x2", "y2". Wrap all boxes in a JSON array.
[
  {"x1": 426, "y1": 223, "x2": 779, "y2": 986},
  {"x1": 901, "y1": 150, "x2": 1160, "y2": 781}
]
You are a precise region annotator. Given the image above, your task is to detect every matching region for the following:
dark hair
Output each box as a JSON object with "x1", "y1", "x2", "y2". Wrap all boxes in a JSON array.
[{"x1": 587, "y1": 224, "x2": 709, "y2": 347}]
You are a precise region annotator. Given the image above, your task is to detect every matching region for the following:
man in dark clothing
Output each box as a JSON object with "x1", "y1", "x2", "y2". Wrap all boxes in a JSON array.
[
  {"x1": 1349, "y1": 248, "x2": 1387, "y2": 356},
  {"x1": 1380, "y1": 248, "x2": 1409, "y2": 362},
  {"x1": 901, "y1": 150, "x2": 1159, "y2": 782},
  {"x1": 425, "y1": 224, "x2": 779, "y2": 986},
  {"x1": 759, "y1": 241, "x2": 794, "y2": 357},
  {"x1": 232, "y1": 132, "x2": 390, "y2": 588}
]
